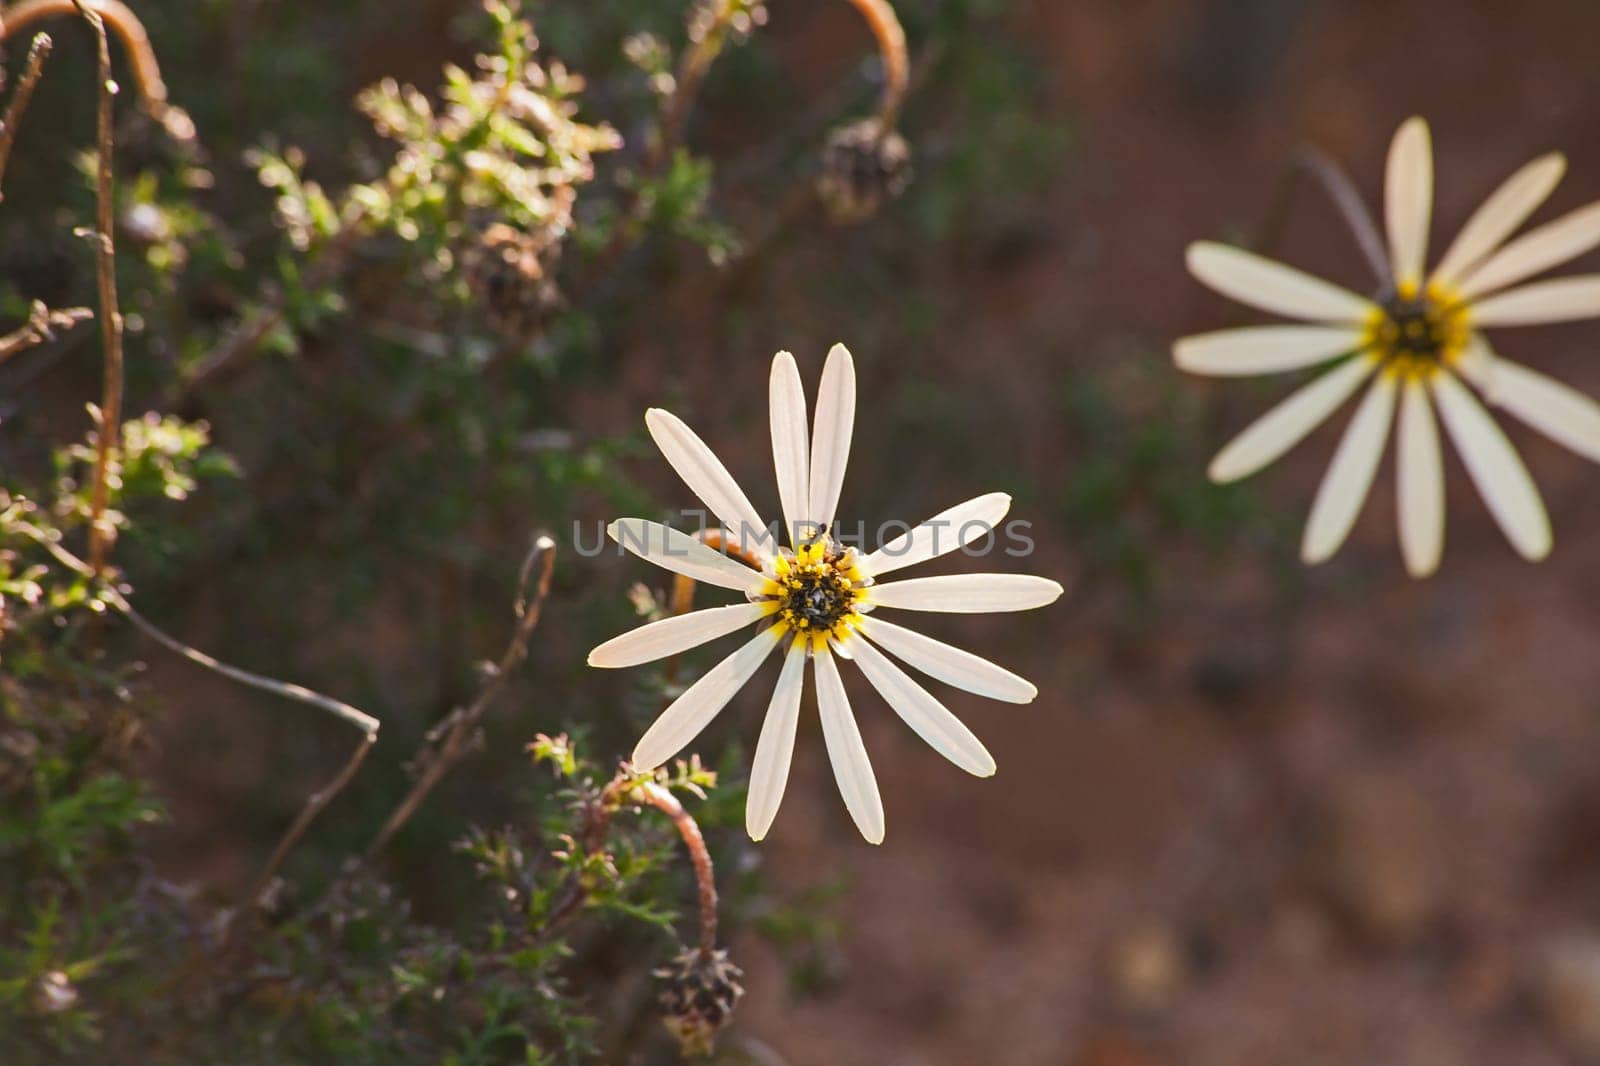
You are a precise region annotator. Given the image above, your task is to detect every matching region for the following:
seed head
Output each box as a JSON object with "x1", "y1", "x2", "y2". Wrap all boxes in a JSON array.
[
  {"x1": 655, "y1": 946, "x2": 744, "y2": 1057},
  {"x1": 817, "y1": 119, "x2": 912, "y2": 226},
  {"x1": 460, "y1": 220, "x2": 563, "y2": 340}
]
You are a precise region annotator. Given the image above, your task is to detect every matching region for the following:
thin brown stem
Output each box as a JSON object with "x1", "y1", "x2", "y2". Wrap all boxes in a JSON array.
[
  {"x1": 1, "y1": 0, "x2": 193, "y2": 140},
  {"x1": 72, "y1": 1, "x2": 122, "y2": 580},
  {"x1": 0, "y1": 31, "x2": 52, "y2": 198},
  {"x1": 15, "y1": 522, "x2": 383, "y2": 893},
  {"x1": 246, "y1": 732, "x2": 376, "y2": 904},
  {"x1": 117, "y1": 600, "x2": 381, "y2": 737},
  {"x1": 841, "y1": 0, "x2": 908, "y2": 130},
  {"x1": 361, "y1": 535, "x2": 558, "y2": 861},
  {"x1": 174, "y1": 202, "x2": 371, "y2": 397},
  {"x1": 639, "y1": 781, "x2": 719, "y2": 955},
  {"x1": 0, "y1": 301, "x2": 91, "y2": 364}
]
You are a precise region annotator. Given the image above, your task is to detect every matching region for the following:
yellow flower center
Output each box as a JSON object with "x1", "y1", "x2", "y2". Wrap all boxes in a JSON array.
[
  {"x1": 1365, "y1": 281, "x2": 1470, "y2": 376},
  {"x1": 759, "y1": 538, "x2": 868, "y2": 653}
]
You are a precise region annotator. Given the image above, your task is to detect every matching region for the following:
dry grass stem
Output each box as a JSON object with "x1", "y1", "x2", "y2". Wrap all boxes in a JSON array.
[
  {"x1": 0, "y1": 31, "x2": 52, "y2": 197},
  {"x1": 362, "y1": 534, "x2": 558, "y2": 861}
]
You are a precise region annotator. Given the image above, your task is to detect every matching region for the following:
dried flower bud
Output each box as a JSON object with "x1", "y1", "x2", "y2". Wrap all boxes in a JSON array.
[
  {"x1": 655, "y1": 947, "x2": 744, "y2": 1057},
  {"x1": 460, "y1": 221, "x2": 563, "y2": 340},
  {"x1": 817, "y1": 119, "x2": 912, "y2": 226}
]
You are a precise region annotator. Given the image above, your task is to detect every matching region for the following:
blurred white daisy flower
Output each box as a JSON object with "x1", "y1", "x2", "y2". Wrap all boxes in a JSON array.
[
  {"x1": 1177, "y1": 116, "x2": 1600, "y2": 576},
  {"x1": 589, "y1": 344, "x2": 1063, "y2": 843}
]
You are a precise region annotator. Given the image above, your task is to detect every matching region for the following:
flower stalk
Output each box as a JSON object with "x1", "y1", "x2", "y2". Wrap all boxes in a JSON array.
[
  {"x1": 1, "y1": 0, "x2": 194, "y2": 140},
  {"x1": 72, "y1": 0, "x2": 124, "y2": 582},
  {"x1": 842, "y1": 0, "x2": 908, "y2": 131}
]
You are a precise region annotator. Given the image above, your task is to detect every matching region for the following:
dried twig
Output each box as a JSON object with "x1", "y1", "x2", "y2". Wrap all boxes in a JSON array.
[
  {"x1": 1, "y1": 0, "x2": 194, "y2": 140},
  {"x1": 245, "y1": 733, "x2": 376, "y2": 904},
  {"x1": 117, "y1": 598, "x2": 380, "y2": 737},
  {"x1": 15, "y1": 522, "x2": 383, "y2": 897},
  {"x1": 638, "y1": 781, "x2": 719, "y2": 955},
  {"x1": 0, "y1": 31, "x2": 52, "y2": 198},
  {"x1": 71, "y1": 1, "x2": 123, "y2": 580},
  {"x1": 361, "y1": 535, "x2": 558, "y2": 861},
  {"x1": 841, "y1": 0, "x2": 908, "y2": 129},
  {"x1": 174, "y1": 202, "x2": 372, "y2": 397},
  {"x1": 0, "y1": 301, "x2": 92, "y2": 365}
]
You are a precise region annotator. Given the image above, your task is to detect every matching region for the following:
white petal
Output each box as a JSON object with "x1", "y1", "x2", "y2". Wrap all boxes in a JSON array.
[
  {"x1": 769, "y1": 351, "x2": 812, "y2": 546},
  {"x1": 1456, "y1": 349, "x2": 1600, "y2": 465},
  {"x1": 1208, "y1": 356, "x2": 1378, "y2": 483},
  {"x1": 1386, "y1": 116, "x2": 1433, "y2": 289},
  {"x1": 1397, "y1": 377, "x2": 1445, "y2": 577},
  {"x1": 745, "y1": 638, "x2": 806, "y2": 841},
  {"x1": 860, "y1": 492, "x2": 1012, "y2": 577},
  {"x1": 589, "y1": 603, "x2": 768, "y2": 669},
  {"x1": 814, "y1": 648, "x2": 884, "y2": 844},
  {"x1": 1431, "y1": 153, "x2": 1566, "y2": 287},
  {"x1": 847, "y1": 636, "x2": 996, "y2": 777},
  {"x1": 1456, "y1": 201, "x2": 1600, "y2": 301},
  {"x1": 1302, "y1": 373, "x2": 1398, "y2": 564},
  {"x1": 868, "y1": 573, "x2": 1063, "y2": 613},
  {"x1": 807, "y1": 343, "x2": 856, "y2": 534},
  {"x1": 1470, "y1": 276, "x2": 1600, "y2": 326},
  {"x1": 1431, "y1": 372, "x2": 1552, "y2": 560},
  {"x1": 645, "y1": 408, "x2": 773, "y2": 558},
  {"x1": 631, "y1": 628, "x2": 782, "y2": 771},
  {"x1": 608, "y1": 519, "x2": 764, "y2": 593},
  {"x1": 858, "y1": 615, "x2": 1036, "y2": 703},
  {"x1": 1186, "y1": 242, "x2": 1374, "y2": 324},
  {"x1": 1173, "y1": 325, "x2": 1365, "y2": 377}
]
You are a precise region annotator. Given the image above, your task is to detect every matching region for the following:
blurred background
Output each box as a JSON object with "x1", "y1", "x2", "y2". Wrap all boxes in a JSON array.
[{"x1": 7, "y1": 0, "x2": 1600, "y2": 1062}]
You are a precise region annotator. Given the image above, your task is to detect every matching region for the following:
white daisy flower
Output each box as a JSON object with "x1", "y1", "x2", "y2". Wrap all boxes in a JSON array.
[
  {"x1": 588, "y1": 344, "x2": 1063, "y2": 844},
  {"x1": 1177, "y1": 116, "x2": 1600, "y2": 576}
]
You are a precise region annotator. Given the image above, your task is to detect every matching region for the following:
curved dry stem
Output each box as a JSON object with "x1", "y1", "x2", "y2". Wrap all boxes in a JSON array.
[
  {"x1": 0, "y1": 31, "x2": 52, "y2": 197},
  {"x1": 842, "y1": 0, "x2": 908, "y2": 130},
  {"x1": 18, "y1": 522, "x2": 381, "y2": 737},
  {"x1": 67, "y1": 1, "x2": 124, "y2": 582},
  {"x1": 0, "y1": 301, "x2": 91, "y2": 364},
  {"x1": 246, "y1": 732, "x2": 376, "y2": 905},
  {"x1": 15, "y1": 522, "x2": 382, "y2": 899},
  {"x1": 1, "y1": 0, "x2": 194, "y2": 139},
  {"x1": 361, "y1": 535, "x2": 558, "y2": 862},
  {"x1": 638, "y1": 780, "x2": 719, "y2": 955}
]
